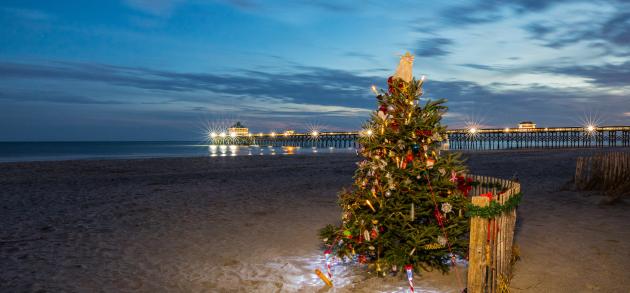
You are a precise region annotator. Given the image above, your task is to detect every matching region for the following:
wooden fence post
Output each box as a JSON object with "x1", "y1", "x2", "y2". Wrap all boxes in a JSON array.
[{"x1": 468, "y1": 196, "x2": 490, "y2": 293}]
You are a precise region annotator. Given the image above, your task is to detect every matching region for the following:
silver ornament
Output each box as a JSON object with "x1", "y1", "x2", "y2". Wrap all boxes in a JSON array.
[{"x1": 441, "y1": 202, "x2": 453, "y2": 213}]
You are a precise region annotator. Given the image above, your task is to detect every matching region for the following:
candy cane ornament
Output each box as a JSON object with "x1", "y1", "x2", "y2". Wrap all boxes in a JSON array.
[
  {"x1": 324, "y1": 249, "x2": 333, "y2": 281},
  {"x1": 405, "y1": 264, "x2": 414, "y2": 293}
]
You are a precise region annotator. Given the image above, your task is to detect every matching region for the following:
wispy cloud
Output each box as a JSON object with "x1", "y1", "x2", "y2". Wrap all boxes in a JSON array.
[
  {"x1": 415, "y1": 37, "x2": 453, "y2": 57},
  {"x1": 539, "y1": 61, "x2": 630, "y2": 87}
]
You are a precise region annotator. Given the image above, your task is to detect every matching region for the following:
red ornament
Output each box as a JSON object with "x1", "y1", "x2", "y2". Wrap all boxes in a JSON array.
[
  {"x1": 358, "y1": 255, "x2": 368, "y2": 264},
  {"x1": 370, "y1": 228, "x2": 378, "y2": 239},
  {"x1": 379, "y1": 105, "x2": 388, "y2": 113},
  {"x1": 481, "y1": 192, "x2": 493, "y2": 201},
  {"x1": 405, "y1": 153, "x2": 414, "y2": 163}
]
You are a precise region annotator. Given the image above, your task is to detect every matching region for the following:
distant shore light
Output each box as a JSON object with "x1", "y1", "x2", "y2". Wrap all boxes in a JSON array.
[{"x1": 311, "y1": 131, "x2": 319, "y2": 137}]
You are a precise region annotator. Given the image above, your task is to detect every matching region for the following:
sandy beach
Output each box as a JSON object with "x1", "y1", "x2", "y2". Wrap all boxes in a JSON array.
[{"x1": 1, "y1": 149, "x2": 629, "y2": 292}]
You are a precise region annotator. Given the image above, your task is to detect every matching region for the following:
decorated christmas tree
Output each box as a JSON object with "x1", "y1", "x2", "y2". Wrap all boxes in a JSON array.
[{"x1": 320, "y1": 52, "x2": 470, "y2": 277}]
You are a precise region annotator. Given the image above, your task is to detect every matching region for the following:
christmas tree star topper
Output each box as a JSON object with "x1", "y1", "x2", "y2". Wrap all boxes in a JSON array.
[{"x1": 394, "y1": 51, "x2": 414, "y2": 83}]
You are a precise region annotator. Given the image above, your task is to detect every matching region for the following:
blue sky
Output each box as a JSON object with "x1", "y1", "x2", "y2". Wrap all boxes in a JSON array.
[{"x1": 0, "y1": 0, "x2": 629, "y2": 140}]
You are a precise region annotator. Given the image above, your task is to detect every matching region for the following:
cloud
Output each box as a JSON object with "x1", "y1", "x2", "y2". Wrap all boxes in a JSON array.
[
  {"x1": 2, "y1": 59, "x2": 629, "y2": 132},
  {"x1": 438, "y1": 0, "x2": 570, "y2": 26},
  {"x1": 540, "y1": 61, "x2": 630, "y2": 87},
  {"x1": 0, "y1": 89, "x2": 129, "y2": 105},
  {"x1": 415, "y1": 37, "x2": 453, "y2": 57},
  {"x1": 0, "y1": 60, "x2": 378, "y2": 112},
  {"x1": 458, "y1": 64, "x2": 505, "y2": 71},
  {"x1": 523, "y1": 22, "x2": 555, "y2": 39},
  {"x1": 522, "y1": 9, "x2": 630, "y2": 51}
]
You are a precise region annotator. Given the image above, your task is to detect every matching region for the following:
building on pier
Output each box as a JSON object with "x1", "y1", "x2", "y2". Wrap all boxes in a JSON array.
[
  {"x1": 518, "y1": 121, "x2": 536, "y2": 129},
  {"x1": 228, "y1": 121, "x2": 249, "y2": 136}
]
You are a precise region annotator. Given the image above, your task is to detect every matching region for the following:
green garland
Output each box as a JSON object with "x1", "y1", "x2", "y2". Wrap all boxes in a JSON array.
[{"x1": 466, "y1": 192, "x2": 522, "y2": 218}]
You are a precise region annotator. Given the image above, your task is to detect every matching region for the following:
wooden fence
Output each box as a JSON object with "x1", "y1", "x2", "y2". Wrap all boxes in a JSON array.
[
  {"x1": 467, "y1": 175, "x2": 521, "y2": 293},
  {"x1": 574, "y1": 152, "x2": 630, "y2": 201}
]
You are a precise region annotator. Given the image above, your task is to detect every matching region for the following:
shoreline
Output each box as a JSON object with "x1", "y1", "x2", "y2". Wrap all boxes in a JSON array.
[{"x1": 2, "y1": 146, "x2": 628, "y2": 164}]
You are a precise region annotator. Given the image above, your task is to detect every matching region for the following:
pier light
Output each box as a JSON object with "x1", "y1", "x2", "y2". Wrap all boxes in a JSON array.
[
  {"x1": 504, "y1": 128, "x2": 509, "y2": 132},
  {"x1": 270, "y1": 132, "x2": 277, "y2": 137},
  {"x1": 210, "y1": 132, "x2": 218, "y2": 138},
  {"x1": 258, "y1": 132, "x2": 263, "y2": 136},
  {"x1": 219, "y1": 132, "x2": 227, "y2": 138},
  {"x1": 586, "y1": 124, "x2": 596, "y2": 132},
  {"x1": 229, "y1": 132, "x2": 237, "y2": 138},
  {"x1": 468, "y1": 127, "x2": 478, "y2": 134},
  {"x1": 247, "y1": 133, "x2": 252, "y2": 137},
  {"x1": 311, "y1": 131, "x2": 319, "y2": 137}
]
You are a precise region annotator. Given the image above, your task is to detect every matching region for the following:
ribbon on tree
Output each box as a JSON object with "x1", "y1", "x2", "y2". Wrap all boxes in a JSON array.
[{"x1": 405, "y1": 264, "x2": 415, "y2": 293}]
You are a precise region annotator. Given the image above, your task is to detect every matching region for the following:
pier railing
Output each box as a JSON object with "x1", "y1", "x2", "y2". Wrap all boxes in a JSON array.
[
  {"x1": 446, "y1": 126, "x2": 630, "y2": 150},
  {"x1": 228, "y1": 126, "x2": 630, "y2": 150},
  {"x1": 467, "y1": 175, "x2": 521, "y2": 293}
]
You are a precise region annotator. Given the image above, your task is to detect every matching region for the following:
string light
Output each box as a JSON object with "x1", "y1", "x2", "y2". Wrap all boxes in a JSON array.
[
  {"x1": 270, "y1": 132, "x2": 276, "y2": 137},
  {"x1": 371, "y1": 85, "x2": 378, "y2": 95},
  {"x1": 219, "y1": 132, "x2": 227, "y2": 138}
]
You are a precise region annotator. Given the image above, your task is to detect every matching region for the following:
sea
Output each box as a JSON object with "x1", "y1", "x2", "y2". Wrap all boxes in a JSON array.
[{"x1": 0, "y1": 141, "x2": 357, "y2": 163}]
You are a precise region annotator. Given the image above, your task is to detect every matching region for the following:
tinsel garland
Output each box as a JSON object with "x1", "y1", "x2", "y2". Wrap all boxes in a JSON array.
[{"x1": 466, "y1": 192, "x2": 522, "y2": 218}]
